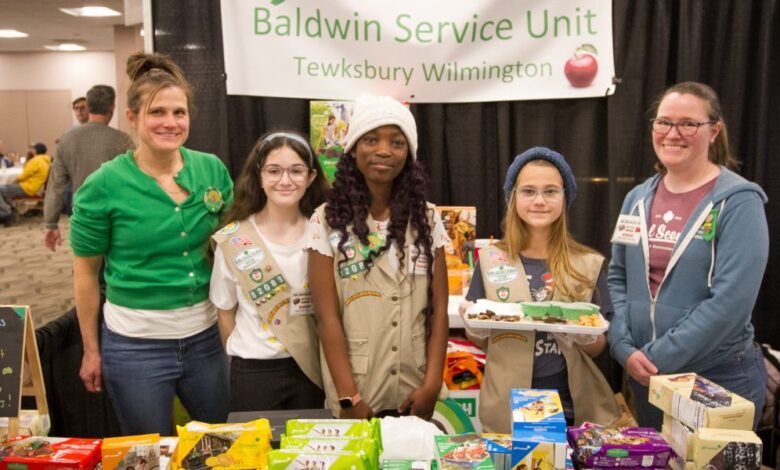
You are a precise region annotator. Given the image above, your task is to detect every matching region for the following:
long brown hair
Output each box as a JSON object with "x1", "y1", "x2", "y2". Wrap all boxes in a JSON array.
[
  {"x1": 221, "y1": 131, "x2": 328, "y2": 226},
  {"x1": 496, "y1": 159, "x2": 596, "y2": 300},
  {"x1": 126, "y1": 52, "x2": 194, "y2": 117},
  {"x1": 651, "y1": 81, "x2": 739, "y2": 172}
]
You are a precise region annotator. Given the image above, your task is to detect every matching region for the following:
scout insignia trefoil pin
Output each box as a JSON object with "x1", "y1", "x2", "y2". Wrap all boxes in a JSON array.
[
  {"x1": 203, "y1": 187, "x2": 224, "y2": 213},
  {"x1": 701, "y1": 207, "x2": 719, "y2": 241}
]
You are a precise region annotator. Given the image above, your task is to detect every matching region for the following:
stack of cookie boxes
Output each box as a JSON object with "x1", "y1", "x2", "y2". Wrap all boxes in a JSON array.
[
  {"x1": 649, "y1": 373, "x2": 762, "y2": 470},
  {"x1": 509, "y1": 389, "x2": 570, "y2": 469}
]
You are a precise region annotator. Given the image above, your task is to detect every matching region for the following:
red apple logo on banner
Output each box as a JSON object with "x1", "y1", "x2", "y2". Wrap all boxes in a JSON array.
[{"x1": 564, "y1": 44, "x2": 599, "y2": 88}]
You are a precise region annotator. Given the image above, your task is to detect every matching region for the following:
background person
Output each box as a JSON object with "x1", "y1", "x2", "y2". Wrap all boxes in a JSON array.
[
  {"x1": 72, "y1": 97, "x2": 89, "y2": 125},
  {"x1": 0, "y1": 142, "x2": 50, "y2": 226},
  {"x1": 608, "y1": 81, "x2": 769, "y2": 430},
  {"x1": 307, "y1": 95, "x2": 449, "y2": 420},
  {"x1": 70, "y1": 52, "x2": 233, "y2": 435},
  {"x1": 210, "y1": 131, "x2": 328, "y2": 411},
  {"x1": 459, "y1": 147, "x2": 621, "y2": 432},
  {"x1": 43, "y1": 85, "x2": 134, "y2": 251}
]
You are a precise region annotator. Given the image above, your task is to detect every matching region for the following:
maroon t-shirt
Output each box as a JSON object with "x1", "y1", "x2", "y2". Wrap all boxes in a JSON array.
[{"x1": 647, "y1": 177, "x2": 717, "y2": 297}]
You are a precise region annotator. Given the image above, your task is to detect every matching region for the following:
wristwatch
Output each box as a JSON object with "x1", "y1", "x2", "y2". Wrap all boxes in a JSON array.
[{"x1": 339, "y1": 392, "x2": 361, "y2": 409}]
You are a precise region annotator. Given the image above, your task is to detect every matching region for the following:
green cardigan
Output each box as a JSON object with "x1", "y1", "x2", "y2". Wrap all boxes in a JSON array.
[{"x1": 70, "y1": 148, "x2": 233, "y2": 309}]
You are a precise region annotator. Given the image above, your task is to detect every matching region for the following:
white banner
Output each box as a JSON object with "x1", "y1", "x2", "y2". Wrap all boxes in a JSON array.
[{"x1": 220, "y1": 0, "x2": 615, "y2": 103}]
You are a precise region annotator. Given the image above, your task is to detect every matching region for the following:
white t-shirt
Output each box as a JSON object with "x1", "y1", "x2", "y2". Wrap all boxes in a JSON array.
[
  {"x1": 210, "y1": 216, "x2": 310, "y2": 360},
  {"x1": 307, "y1": 208, "x2": 450, "y2": 271},
  {"x1": 104, "y1": 299, "x2": 216, "y2": 340}
]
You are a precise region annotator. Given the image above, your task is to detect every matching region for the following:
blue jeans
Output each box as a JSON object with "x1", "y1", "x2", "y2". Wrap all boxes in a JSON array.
[
  {"x1": 101, "y1": 323, "x2": 230, "y2": 435},
  {"x1": 0, "y1": 183, "x2": 27, "y2": 217},
  {"x1": 630, "y1": 341, "x2": 768, "y2": 430}
]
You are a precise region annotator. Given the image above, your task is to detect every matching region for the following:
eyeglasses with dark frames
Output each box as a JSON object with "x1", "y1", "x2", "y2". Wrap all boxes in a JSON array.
[{"x1": 651, "y1": 118, "x2": 716, "y2": 137}]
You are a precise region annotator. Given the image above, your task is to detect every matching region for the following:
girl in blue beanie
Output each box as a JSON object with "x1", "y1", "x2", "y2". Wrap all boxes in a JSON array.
[{"x1": 459, "y1": 147, "x2": 622, "y2": 433}]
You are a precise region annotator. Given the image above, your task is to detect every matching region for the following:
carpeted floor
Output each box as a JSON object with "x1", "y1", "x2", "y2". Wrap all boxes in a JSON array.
[{"x1": 0, "y1": 213, "x2": 74, "y2": 328}]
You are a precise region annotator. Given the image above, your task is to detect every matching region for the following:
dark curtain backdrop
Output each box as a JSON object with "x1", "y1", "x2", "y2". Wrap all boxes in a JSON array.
[{"x1": 152, "y1": 1, "x2": 779, "y2": 347}]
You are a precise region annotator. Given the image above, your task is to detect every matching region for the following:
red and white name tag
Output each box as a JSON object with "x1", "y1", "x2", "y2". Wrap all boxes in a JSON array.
[
  {"x1": 290, "y1": 288, "x2": 315, "y2": 316},
  {"x1": 611, "y1": 214, "x2": 642, "y2": 245}
]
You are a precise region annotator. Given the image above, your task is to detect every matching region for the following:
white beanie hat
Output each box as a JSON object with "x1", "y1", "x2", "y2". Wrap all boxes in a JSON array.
[{"x1": 343, "y1": 95, "x2": 418, "y2": 160}]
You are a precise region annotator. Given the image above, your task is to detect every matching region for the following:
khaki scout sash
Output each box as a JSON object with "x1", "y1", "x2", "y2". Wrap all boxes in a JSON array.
[
  {"x1": 212, "y1": 220, "x2": 322, "y2": 388},
  {"x1": 316, "y1": 205, "x2": 432, "y2": 415},
  {"x1": 476, "y1": 246, "x2": 621, "y2": 433}
]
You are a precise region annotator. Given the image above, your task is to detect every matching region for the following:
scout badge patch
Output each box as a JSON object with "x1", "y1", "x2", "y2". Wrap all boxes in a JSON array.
[
  {"x1": 496, "y1": 286, "x2": 510, "y2": 302},
  {"x1": 203, "y1": 186, "x2": 224, "y2": 213},
  {"x1": 250, "y1": 268, "x2": 264, "y2": 283},
  {"x1": 359, "y1": 231, "x2": 386, "y2": 258},
  {"x1": 701, "y1": 207, "x2": 719, "y2": 241},
  {"x1": 217, "y1": 221, "x2": 239, "y2": 234}
]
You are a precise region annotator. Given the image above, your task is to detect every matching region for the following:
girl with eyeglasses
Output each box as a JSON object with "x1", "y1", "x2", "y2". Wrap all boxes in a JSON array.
[
  {"x1": 210, "y1": 131, "x2": 328, "y2": 411},
  {"x1": 608, "y1": 81, "x2": 769, "y2": 430},
  {"x1": 459, "y1": 147, "x2": 622, "y2": 433},
  {"x1": 307, "y1": 96, "x2": 450, "y2": 420}
]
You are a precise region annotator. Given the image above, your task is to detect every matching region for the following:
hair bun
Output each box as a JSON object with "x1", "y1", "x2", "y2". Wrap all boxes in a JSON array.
[{"x1": 126, "y1": 52, "x2": 180, "y2": 81}]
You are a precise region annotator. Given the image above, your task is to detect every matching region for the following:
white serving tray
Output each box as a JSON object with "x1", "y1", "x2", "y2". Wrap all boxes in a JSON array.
[{"x1": 464, "y1": 300, "x2": 609, "y2": 334}]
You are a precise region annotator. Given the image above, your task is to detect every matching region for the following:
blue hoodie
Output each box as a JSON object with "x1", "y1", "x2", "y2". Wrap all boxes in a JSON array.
[{"x1": 608, "y1": 168, "x2": 768, "y2": 374}]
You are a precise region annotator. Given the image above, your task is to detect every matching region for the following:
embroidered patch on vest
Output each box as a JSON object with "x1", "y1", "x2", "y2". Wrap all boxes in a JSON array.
[
  {"x1": 339, "y1": 260, "x2": 368, "y2": 278},
  {"x1": 496, "y1": 286, "x2": 510, "y2": 302},
  {"x1": 249, "y1": 274, "x2": 286, "y2": 300},
  {"x1": 486, "y1": 265, "x2": 519, "y2": 284},
  {"x1": 268, "y1": 298, "x2": 290, "y2": 323},
  {"x1": 216, "y1": 221, "x2": 239, "y2": 234},
  {"x1": 345, "y1": 291, "x2": 382, "y2": 306},
  {"x1": 492, "y1": 332, "x2": 529, "y2": 344}
]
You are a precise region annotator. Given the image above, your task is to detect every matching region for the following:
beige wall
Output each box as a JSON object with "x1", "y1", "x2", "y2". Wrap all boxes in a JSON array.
[
  {"x1": 0, "y1": 90, "x2": 71, "y2": 160},
  {"x1": 114, "y1": 24, "x2": 144, "y2": 138}
]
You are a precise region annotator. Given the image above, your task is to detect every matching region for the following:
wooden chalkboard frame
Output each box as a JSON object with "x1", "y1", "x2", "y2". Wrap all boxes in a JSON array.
[{"x1": 0, "y1": 305, "x2": 48, "y2": 436}]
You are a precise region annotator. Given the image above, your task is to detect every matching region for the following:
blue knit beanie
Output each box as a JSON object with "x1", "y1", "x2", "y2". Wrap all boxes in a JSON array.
[{"x1": 503, "y1": 147, "x2": 577, "y2": 207}]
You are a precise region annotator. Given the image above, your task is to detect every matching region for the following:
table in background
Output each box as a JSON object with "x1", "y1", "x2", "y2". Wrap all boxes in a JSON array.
[{"x1": 0, "y1": 167, "x2": 22, "y2": 185}]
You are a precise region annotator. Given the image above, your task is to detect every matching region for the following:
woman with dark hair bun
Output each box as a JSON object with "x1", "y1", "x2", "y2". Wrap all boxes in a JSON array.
[
  {"x1": 70, "y1": 52, "x2": 233, "y2": 435},
  {"x1": 307, "y1": 95, "x2": 450, "y2": 420},
  {"x1": 210, "y1": 131, "x2": 328, "y2": 412}
]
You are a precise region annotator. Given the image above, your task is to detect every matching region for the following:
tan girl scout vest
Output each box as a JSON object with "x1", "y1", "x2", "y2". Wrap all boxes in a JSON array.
[
  {"x1": 211, "y1": 220, "x2": 322, "y2": 388},
  {"x1": 477, "y1": 246, "x2": 621, "y2": 433},
  {"x1": 312, "y1": 205, "x2": 433, "y2": 416}
]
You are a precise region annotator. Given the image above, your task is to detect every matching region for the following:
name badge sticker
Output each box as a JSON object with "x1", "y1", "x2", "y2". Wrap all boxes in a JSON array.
[
  {"x1": 408, "y1": 246, "x2": 429, "y2": 275},
  {"x1": 611, "y1": 214, "x2": 642, "y2": 245},
  {"x1": 290, "y1": 288, "x2": 315, "y2": 316}
]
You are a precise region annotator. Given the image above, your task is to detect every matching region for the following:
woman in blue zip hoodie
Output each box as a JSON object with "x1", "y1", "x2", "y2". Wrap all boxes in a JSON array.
[{"x1": 608, "y1": 81, "x2": 769, "y2": 430}]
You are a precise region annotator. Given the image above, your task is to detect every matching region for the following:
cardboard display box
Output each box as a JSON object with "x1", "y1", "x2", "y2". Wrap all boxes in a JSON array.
[
  {"x1": 648, "y1": 373, "x2": 754, "y2": 430},
  {"x1": 510, "y1": 389, "x2": 566, "y2": 435},
  {"x1": 692, "y1": 427, "x2": 762, "y2": 470}
]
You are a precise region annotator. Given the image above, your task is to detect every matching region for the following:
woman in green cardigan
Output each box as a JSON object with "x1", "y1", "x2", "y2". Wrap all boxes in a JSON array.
[{"x1": 70, "y1": 52, "x2": 233, "y2": 435}]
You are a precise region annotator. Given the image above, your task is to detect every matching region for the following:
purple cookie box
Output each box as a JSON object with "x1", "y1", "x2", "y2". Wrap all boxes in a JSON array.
[{"x1": 567, "y1": 423, "x2": 674, "y2": 468}]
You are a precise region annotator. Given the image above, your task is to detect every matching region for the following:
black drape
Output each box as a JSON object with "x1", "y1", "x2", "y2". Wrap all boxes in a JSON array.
[{"x1": 152, "y1": 0, "x2": 779, "y2": 347}]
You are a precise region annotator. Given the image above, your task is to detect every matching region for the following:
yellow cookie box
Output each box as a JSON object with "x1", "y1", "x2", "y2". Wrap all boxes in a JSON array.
[{"x1": 173, "y1": 419, "x2": 271, "y2": 470}]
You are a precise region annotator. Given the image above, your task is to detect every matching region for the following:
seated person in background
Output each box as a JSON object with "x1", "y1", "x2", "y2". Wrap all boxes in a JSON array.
[
  {"x1": 0, "y1": 140, "x2": 13, "y2": 167},
  {"x1": 0, "y1": 142, "x2": 51, "y2": 226}
]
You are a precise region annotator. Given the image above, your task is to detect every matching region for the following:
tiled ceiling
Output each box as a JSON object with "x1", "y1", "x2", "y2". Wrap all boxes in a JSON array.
[{"x1": 0, "y1": 0, "x2": 126, "y2": 52}]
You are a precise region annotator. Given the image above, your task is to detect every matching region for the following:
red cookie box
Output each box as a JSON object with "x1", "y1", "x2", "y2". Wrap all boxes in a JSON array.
[{"x1": 1, "y1": 436, "x2": 102, "y2": 470}]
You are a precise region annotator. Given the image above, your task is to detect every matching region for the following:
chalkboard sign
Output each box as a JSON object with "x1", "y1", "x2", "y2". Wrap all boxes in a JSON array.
[{"x1": 0, "y1": 306, "x2": 25, "y2": 418}]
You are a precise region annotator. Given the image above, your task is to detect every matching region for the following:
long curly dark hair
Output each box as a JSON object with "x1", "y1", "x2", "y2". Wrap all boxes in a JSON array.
[
  {"x1": 223, "y1": 131, "x2": 328, "y2": 225},
  {"x1": 325, "y1": 148, "x2": 435, "y2": 325}
]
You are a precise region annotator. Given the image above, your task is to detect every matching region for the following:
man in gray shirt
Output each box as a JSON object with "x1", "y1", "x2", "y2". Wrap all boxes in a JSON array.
[{"x1": 43, "y1": 85, "x2": 134, "y2": 251}]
